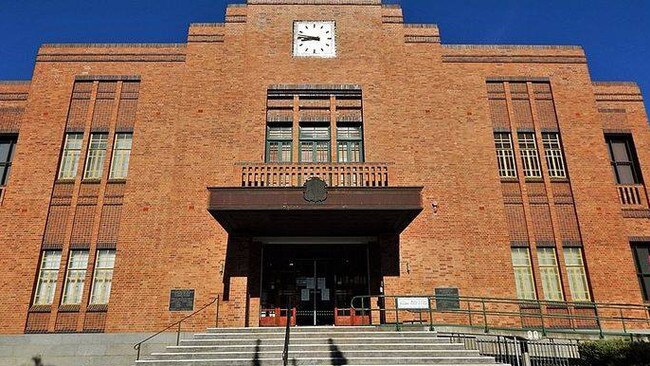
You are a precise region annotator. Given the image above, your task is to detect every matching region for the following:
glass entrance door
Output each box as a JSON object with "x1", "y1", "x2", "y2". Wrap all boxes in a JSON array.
[
  {"x1": 294, "y1": 259, "x2": 334, "y2": 326},
  {"x1": 260, "y1": 244, "x2": 369, "y2": 326}
]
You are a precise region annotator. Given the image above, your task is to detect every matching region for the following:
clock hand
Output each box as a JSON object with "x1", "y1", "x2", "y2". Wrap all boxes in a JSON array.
[{"x1": 297, "y1": 35, "x2": 320, "y2": 41}]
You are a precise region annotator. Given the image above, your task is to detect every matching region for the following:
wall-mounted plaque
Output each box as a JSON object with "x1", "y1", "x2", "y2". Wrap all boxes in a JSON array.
[
  {"x1": 169, "y1": 289, "x2": 195, "y2": 311},
  {"x1": 435, "y1": 287, "x2": 460, "y2": 311},
  {"x1": 396, "y1": 297, "x2": 429, "y2": 310}
]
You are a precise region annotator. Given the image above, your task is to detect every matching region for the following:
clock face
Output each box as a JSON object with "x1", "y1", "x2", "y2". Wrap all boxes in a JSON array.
[{"x1": 293, "y1": 21, "x2": 336, "y2": 58}]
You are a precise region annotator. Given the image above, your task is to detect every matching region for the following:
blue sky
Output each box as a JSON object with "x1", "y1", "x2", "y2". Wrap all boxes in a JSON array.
[{"x1": 1, "y1": 1, "x2": 649, "y2": 110}]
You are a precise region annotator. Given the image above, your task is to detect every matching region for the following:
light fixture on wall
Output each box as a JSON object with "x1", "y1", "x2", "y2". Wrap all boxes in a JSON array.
[
  {"x1": 218, "y1": 260, "x2": 224, "y2": 276},
  {"x1": 432, "y1": 201, "x2": 439, "y2": 215}
]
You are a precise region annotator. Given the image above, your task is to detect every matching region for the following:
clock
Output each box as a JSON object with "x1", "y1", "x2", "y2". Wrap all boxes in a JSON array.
[{"x1": 293, "y1": 21, "x2": 336, "y2": 58}]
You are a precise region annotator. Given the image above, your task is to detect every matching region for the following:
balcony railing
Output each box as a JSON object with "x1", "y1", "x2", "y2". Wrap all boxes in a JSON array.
[
  {"x1": 240, "y1": 163, "x2": 390, "y2": 187},
  {"x1": 617, "y1": 184, "x2": 649, "y2": 209}
]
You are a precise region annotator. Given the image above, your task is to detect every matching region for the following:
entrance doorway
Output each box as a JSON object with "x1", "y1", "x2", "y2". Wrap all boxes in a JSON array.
[{"x1": 260, "y1": 244, "x2": 369, "y2": 326}]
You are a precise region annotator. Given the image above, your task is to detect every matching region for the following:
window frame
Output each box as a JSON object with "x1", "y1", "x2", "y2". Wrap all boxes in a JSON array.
[
  {"x1": 511, "y1": 247, "x2": 537, "y2": 300},
  {"x1": 563, "y1": 247, "x2": 592, "y2": 302},
  {"x1": 631, "y1": 242, "x2": 650, "y2": 302},
  {"x1": 494, "y1": 132, "x2": 517, "y2": 178},
  {"x1": 265, "y1": 124, "x2": 293, "y2": 163},
  {"x1": 605, "y1": 134, "x2": 643, "y2": 185},
  {"x1": 57, "y1": 133, "x2": 84, "y2": 180},
  {"x1": 83, "y1": 133, "x2": 109, "y2": 180},
  {"x1": 61, "y1": 250, "x2": 90, "y2": 305},
  {"x1": 109, "y1": 133, "x2": 133, "y2": 180},
  {"x1": 0, "y1": 134, "x2": 17, "y2": 188},
  {"x1": 517, "y1": 132, "x2": 542, "y2": 179},
  {"x1": 299, "y1": 124, "x2": 331, "y2": 163},
  {"x1": 336, "y1": 124, "x2": 364, "y2": 163},
  {"x1": 537, "y1": 247, "x2": 564, "y2": 301},
  {"x1": 89, "y1": 249, "x2": 116, "y2": 305},
  {"x1": 33, "y1": 250, "x2": 62, "y2": 306},
  {"x1": 542, "y1": 132, "x2": 567, "y2": 179}
]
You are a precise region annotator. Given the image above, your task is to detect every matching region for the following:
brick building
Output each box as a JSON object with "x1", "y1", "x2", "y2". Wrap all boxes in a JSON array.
[{"x1": 1, "y1": 0, "x2": 649, "y2": 335}]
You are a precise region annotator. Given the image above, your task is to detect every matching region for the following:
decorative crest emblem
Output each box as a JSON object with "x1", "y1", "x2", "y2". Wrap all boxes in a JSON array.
[{"x1": 303, "y1": 177, "x2": 328, "y2": 203}]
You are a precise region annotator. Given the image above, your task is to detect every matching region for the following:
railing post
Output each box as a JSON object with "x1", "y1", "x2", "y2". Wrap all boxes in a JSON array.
[
  {"x1": 282, "y1": 297, "x2": 292, "y2": 366},
  {"x1": 215, "y1": 295, "x2": 220, "y2": 328},
  {"x1": 593, "y1": 304, "x2": 604, "y2": 339},
  {"x1": 135, "y1": 345, "x2": 141, "y2": 361},
  {"x1": 620, "y1": 308, "x2": 627, "y2": 333},
  {"x1": 428, "y1": 296, "x2": 434, "y2": 331},
  {"x1": 176, "y1": 321, "x2": 181, "y2": 346},
  {"x1": 395, "y1": 298, "x2": 401, "y2": 331},
  {"x1": 481, "y1": 299, "x2": 488, "y2": 333}
]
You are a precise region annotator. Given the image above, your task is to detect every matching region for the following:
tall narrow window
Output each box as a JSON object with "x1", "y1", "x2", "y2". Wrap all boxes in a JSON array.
[
  {"x1": 58, "y1": 133, "x2": 84, "y2": 180},
  {"x1": 563, "y1": 247, "x2": 591, "y2": 301},
  {"x1": 511, "y1": 248, "x2": 536, "y2": 300},
  {"x1": 605, "y1": 134, "x2": 643, "y2": 184},
  {"x1": 33, "y1": 251, "x2": 62, "y2": 305},
  {"x1": 300, "y1": 124, "x2": 330, "y2": 163},
  {"x1": 83, "y1": 133, "x2": 108, "y2": 180},
  {"x1": 61, "y1": 250, "x2": 89, "y2": 305},
  {"x1": 518, "y1": 133, "x2": 542, "y2": 178},
  {"x1": 631, "y1": 243, "x2": 650, "y2": 302},
  {"x1": 109, "y1": 133, "x2": 133, "y2": 179},
  {"x1": 266, "y1": 125, "x2": 292, "y2": 163},
  {"x1": 537, "y1": 248, "x2": 564, "y2": 301},
  {"x1": 542, "y1": 133, "x2": 567, "y2": 178},
  {"x1": 337, "y1": 124, "x2": 363, "y2": 163},
  {"x1": 90, "y1": 250, "x2": 116, "y2": 305},
  {"x1": 0, "y1": 135, "x2": 17, "y2": 197},
  {"x1": 494, "y1": 132, "x2": 517, "y2": 178}
]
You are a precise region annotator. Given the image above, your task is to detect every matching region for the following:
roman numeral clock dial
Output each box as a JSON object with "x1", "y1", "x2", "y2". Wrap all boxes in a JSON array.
[{"x1": 293, "y1": 21, "x2": 336, "y2": 58}]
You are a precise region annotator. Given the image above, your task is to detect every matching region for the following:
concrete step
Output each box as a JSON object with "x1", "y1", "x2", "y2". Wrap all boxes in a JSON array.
[
  {"x1": 180, "y1": 337, "x2": 452, "y2": 346},
  {"x1": 193, "y1": 331, "x2": 437, "y2": 339},
  {"x1": 136, "y1": 357, "x2": 500, "y2": 365},
  {"x1": 136, "y1": 327, "x2": 505, "y2": 366},
  {"x1": 204, "y1": 326, "x2": 417, "y2": 333},
  {"x1": 167, "y1": 343, "x2": 468, "y2": 353},
  {"x1": 150, "y1": 349, "x2": 483, "y2": 360}
]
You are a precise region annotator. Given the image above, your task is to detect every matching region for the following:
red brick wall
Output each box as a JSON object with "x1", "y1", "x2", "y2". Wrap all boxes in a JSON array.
[{"x1": 0, "y1": 1, "x2": 648, "y2": 334}]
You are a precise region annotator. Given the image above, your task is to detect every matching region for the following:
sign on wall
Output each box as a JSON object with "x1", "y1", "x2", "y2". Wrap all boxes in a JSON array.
[
  {"x1": 396, "y1": 297, "x2": 430, "y2": 310},
  {"x1": 169, "y1": 289, "x2": 195, "y2": 311},
  {"x1": 435, "y1": 288, "x2": 460, "y2": 311}
]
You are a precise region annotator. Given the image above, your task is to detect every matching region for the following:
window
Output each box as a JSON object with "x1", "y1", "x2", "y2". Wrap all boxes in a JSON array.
[
  {"x1": 537, "y1": 248, "x2": 564, "y2": 301},
  {"x1": 494, "y1": 132, "x2": 517, "y2": 178},
  {"x1": 542, "y1": 133, "x2": 567, "y2": 178},
  {"x1": 0, "y1": 135, "x2": 17, "y2": 194},
  {"x1": 337, "y1": 124, "x2": 363, "y2": 163},
  {"x1": 90, "y1": 250, "x2": 116, "y2": 305},
  {"x1": 517, "y1": 133, "x2": 542, "y2": 178},
  {"x1": 300, "y1": 124, "x2": 330, "y2": 163},
  {"x1": 33, "y1": 251, "x2": 62, "y2": 305},
  {"x1": 511, "y1": 248, "x2": 536, "y2": 300},
  {"x1": 563, "y1": 247, "x2": 591, "y2": 301},
  {"x1": 605, "y1": 134, "x2": 643, "y2": 185},
  {"x1": 266, "y1": 125, "x2": 292, "y2": 163},
  {"x1": 109, "y1": 133, "x2": 133, "y2": 179},
  {"x1": 631, "y1": 243, "x2": 650, "y2": 302},
  {"x1": 61, "y1": 251, "x2": 89, "y2": 305},
  {"x1": 58, "y1": 133, "x2": 84, "y2": 180},
  {"x1": 83, "y1": 133, "x2": 108, "y2": 180}
]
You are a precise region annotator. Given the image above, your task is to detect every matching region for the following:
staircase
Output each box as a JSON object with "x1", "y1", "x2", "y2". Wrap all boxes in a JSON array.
[{"x1": 135, "y1": 326, "x2": 508, "y2": 365}]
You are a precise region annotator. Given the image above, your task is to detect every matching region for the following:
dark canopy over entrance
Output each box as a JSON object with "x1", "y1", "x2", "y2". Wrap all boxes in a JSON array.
[{"x1": 207, "y1": 186, "x2": 423, "y2": 236}]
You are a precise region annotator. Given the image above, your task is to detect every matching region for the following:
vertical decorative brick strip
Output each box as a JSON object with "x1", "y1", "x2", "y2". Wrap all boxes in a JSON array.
[{"x1": 116, "y1": 81, "x2": 140, "y2": 131}]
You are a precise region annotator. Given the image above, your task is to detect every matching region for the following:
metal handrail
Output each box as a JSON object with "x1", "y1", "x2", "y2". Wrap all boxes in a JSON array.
[
  {"x1": 134, "y1": 295, "x2": 220, "y2": 361},
  {"x1": 351, "y1": 294, "x2": 650, "y2": 338},
  {"x1": 281, "y1": 298, "x2": 293, "y2": 366}
]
